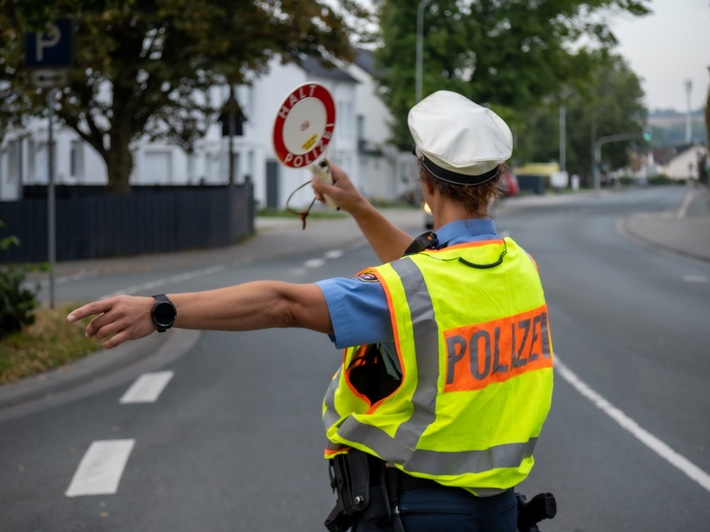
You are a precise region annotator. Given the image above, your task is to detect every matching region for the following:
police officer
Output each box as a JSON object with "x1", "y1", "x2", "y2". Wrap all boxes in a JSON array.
[{"x1": 68, "y1": 90, "x2": 554, "y2": 532}]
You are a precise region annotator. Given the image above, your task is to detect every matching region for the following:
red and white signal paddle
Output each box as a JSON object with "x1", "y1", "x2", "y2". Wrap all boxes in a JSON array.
[{"x1": 272, "y1": 82, "x2": 337, "y2": 208}]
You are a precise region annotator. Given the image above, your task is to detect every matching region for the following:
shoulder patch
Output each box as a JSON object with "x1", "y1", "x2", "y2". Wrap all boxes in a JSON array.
[{"x1": 356, "y1": 269, "x2": 380, "y2": 283}]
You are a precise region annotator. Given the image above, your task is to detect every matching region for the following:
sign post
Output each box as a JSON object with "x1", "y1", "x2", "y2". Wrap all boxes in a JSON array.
[
  {"x1": 25, "y1": 19, "x2": 73, "y2": 309},
  {"x1": 46, "y1": 88, "x2": 57, "y2": 309}
]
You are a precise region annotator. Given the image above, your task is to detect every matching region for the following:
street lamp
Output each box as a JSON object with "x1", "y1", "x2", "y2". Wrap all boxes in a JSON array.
[
  {"x1": 685, "y1": 79, "x2": 693, "y2": 143},
  {"x1": 416, "y1": 0, "x2": 433, "y2": 103},
  {"x1": 218, "y1": 89, "x2": 247, "y2": 186}
]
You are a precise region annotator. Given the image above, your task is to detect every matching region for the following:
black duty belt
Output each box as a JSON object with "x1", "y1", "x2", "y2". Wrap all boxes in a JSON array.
[
  {"x1": 326, "y1": 451, "x2": 456, "y2": 532},
  {"x1": 384, "y1": 466, "x2": 442, "y2": 492}
]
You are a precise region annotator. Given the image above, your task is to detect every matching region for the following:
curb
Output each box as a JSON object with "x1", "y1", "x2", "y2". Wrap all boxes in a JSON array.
[
  {"x1": 619, "y1": 215, "x2": 710, "y2": 264},
  {"x1": 0, "y1": 329, "x2": 201, "y2": 413}
]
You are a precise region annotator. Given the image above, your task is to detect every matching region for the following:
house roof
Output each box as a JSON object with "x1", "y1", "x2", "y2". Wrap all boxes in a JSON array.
[
  {"x1": 299, "y1": 55, "x2": 358, "y2": 83},
  {"x1": 652, "y1": 143, "x2": 707, "y2": 165},
  {"x1": 354, "y1": 48, "x2": 382, "y2": 77}
]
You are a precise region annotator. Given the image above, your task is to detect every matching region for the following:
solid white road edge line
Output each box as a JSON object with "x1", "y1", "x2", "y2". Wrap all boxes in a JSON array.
[
  {"x1": 65, "y1": 439, "x2": 135, "y2": 497},
  {"x1": 554, "y1": 356, "x2": 710, "y2": 493},
  {"x1": 119, "y1": 371, "x2": 174, "y2": 404}
]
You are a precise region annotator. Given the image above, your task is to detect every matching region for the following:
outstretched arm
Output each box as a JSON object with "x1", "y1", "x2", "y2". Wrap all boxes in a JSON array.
[
  {"x1": 68, "y1": 281, "x2": 332, "y2": 349},
  {"x1": 311, "y1": 162, "x2": 414, "y2": 263}
]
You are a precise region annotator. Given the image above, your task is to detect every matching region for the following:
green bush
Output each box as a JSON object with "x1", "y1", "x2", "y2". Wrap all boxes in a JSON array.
[
  {"x1": 646, "y1": 174, "x2": 682, "y2": 186},
  {"x1": 0, "y1": 221, "x2": 39, "y2": 340}
]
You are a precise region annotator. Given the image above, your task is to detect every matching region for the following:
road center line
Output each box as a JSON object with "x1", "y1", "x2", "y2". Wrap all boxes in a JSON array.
[
  {"x1": 120, "y1": 371, "x2": 174, "y2": 404},
  {"x1": 682, "y1": 275, "x2": 708, "y2": 283},
  {"x1": 304, "y1": 258, "x2": 325, "y2": 268},
  {"x1": 65, "y1": 439, "x2": 135, "y2": 497},
  {"x1": 554, "y1": 356, "x2": 710, "y2": 493}
]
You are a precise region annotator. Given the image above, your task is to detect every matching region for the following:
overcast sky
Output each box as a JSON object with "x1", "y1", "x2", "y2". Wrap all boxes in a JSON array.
[{"x1": 608, "y1": 0, "x2": 709, "y2": 112}]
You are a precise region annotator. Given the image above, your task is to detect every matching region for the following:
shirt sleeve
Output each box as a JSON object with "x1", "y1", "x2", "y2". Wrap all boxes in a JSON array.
[{"x1": 315, "y1": 276, "x2": 393, "y2": 349}]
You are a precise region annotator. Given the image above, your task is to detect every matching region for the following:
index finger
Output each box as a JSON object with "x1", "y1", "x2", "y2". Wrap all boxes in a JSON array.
[{"x1": 67, "y1": 300, "x2": 111, "y2": 323}]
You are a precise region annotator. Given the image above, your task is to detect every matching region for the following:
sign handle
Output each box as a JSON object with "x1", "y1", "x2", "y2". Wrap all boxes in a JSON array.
[{"x1": 309, "y1": 160, "x2": 337, "y2": 208}]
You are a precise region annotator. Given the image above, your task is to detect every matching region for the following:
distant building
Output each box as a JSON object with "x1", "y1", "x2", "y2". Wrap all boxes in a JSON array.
[
  {"x1": 652, "y1": 143, "x2": 708, "y2": 180},
  {"x1": 346, "y1": 48, "x2": 414, "y2": 203}
]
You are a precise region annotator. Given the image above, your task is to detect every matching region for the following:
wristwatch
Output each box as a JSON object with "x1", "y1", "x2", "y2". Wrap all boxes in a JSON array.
[{"x1": 151, "y1": 294, "x2": 177, "y2": 332}]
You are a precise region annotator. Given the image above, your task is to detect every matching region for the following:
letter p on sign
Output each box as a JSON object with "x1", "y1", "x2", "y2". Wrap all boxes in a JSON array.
[{"x1": 25, "y1": 19, "x2": 73, "y2": 68}]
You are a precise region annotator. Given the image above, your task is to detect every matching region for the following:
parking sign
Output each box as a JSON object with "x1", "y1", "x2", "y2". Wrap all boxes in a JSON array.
[{"x1": 25, "y1": 18, "x2": 73, "y2": 68}]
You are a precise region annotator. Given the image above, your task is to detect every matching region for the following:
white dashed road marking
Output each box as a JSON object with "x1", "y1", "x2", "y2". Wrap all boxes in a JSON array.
[
  {"x1": 303, "y1": 258, "x2": 326, "y2": 268},
  {"x1": 682, "y1": 275, "x2": 708, "y2": 283},
  {"x1": 65, "y1": 439, "x2": 135, "y2": 497},
  {"x1": 120, "y1": 371, "x2": 174, "y2": 404}
]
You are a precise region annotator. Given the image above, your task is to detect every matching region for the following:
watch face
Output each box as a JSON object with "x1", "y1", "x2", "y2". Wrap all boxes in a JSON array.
[{"x1": 153, "y1": 301, "x2": 176, "y2": 327}]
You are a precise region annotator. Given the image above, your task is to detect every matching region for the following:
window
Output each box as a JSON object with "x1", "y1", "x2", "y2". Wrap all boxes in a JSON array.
[
  {"x1": 357, "y1": 115, "x2": 365, "y2": 150},
  {"x1": 70, "y1": 140, "x2": 83, "y2": 179},
  {"x1": 27, "y1": 140, "x2": 36, "y2": 182},
  {"x1": 7, "y1": 140, "x2": 19, "y2": 182}
]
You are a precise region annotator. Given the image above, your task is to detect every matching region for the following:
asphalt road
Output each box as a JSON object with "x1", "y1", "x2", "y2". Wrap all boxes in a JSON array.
[
  {"x1": 499, "y1": 188, "x2": 710, "y2": 530},
  {"x1": 2, "y1": 187, "x2": 709, "y2": 531}
]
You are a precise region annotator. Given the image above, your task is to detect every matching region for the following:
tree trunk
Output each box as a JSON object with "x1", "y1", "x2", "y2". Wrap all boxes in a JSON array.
[{"x1": 105, "y1": 118, "x2": 134, "y2": 195}]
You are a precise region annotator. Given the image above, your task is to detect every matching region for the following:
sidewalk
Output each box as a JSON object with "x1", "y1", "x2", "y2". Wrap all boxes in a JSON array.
[
  {"x1": 5, "y1": 187, "x2": 709, "y2": 413},
  {"x1": 620, "y1": 185, "x2": 710, "y2": 263},
  {"x1": 27, "y1": 207, "x2": 424, "y2": 282}
]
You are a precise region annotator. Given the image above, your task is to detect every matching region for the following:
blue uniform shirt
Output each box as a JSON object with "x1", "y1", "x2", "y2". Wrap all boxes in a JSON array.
[{"x1": 315, "y1": 218, "x2": 501, "y2": 349}]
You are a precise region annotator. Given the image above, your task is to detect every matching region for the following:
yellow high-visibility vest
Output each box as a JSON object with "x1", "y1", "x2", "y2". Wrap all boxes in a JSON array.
[{"x1": 323, "y1": 237, "x2": 554, "y2": 496}]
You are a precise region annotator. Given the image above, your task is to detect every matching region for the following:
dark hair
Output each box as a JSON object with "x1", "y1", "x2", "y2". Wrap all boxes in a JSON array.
[{"x1": 418, "y1": 161, "x2": 504, "y2": 216}]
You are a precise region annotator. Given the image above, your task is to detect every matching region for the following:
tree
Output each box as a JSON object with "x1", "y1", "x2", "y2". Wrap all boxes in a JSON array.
[
  {"x1": 515, "y1": 52, "x2": 647, "y2": 182},
  {"x1": 374, "y1": 0, "x2": 651, "y2": 149},
  {"x1": 0, "y1": 0, "x2": 370, "y2": 194},
  {"x1": 0, "y1": 221, "x2": 38, "y2": 339}
]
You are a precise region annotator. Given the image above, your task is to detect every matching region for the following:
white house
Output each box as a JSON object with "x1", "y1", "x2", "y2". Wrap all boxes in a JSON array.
[
  {"x1": 659, "y1": 144, "x2": 707, "y2": 180},
  {"x1": 0, "y1": 50, "x2": 409, "y2": 207},
  {"x1": 346, "y1": 48, "x2": 416, "y2": 203}
]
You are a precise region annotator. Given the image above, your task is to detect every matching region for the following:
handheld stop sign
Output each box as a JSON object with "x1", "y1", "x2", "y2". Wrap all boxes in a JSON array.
[{"x1": 273, "y1": 82, "x2": 337, "y2": 207}]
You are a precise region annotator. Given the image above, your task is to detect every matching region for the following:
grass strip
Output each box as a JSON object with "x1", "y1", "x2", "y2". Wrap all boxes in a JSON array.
[{"x1": 0, "y1": 303, "x2": 101, "y2": 385}]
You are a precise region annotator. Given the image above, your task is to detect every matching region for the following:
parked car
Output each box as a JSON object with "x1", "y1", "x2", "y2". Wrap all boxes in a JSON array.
[{"x1": 500, "y1": 170, "x2": 520, "y2": 197}]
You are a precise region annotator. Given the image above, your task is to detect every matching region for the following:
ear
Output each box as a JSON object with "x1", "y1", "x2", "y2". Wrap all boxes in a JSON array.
[{"x1": 422, "y1": 176, "x2": 436, "y2": 198}]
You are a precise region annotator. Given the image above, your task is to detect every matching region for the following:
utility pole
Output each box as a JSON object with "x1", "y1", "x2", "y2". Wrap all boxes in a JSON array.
[
  {"x1": 559, "y1": 106, "x2": 566, "y2": 173},
  {"x1": 416, "y1": 0, "x2": 433, "y2": 103},
  {"x1": 685, "y1": 79, "x2": 693, "y2": 143}
]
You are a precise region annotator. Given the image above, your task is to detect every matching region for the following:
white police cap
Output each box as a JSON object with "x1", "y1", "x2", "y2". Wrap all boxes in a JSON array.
[{"x1": 408, "y1": 90, "x2": 513, "y2": 186}]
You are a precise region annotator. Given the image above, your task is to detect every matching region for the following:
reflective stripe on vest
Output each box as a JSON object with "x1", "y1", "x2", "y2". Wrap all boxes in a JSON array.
[{"x1": 323, "y1": 238, "x2": 554, "y2": 493}]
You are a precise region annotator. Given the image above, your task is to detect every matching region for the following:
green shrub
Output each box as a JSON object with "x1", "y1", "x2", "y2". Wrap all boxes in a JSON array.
[
  {"x1": 0, "y1": 221, "x2": 39, "y2": 340},
  {"x1": 647, "y1": 174, "x2": 675, "y2": 186}
]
